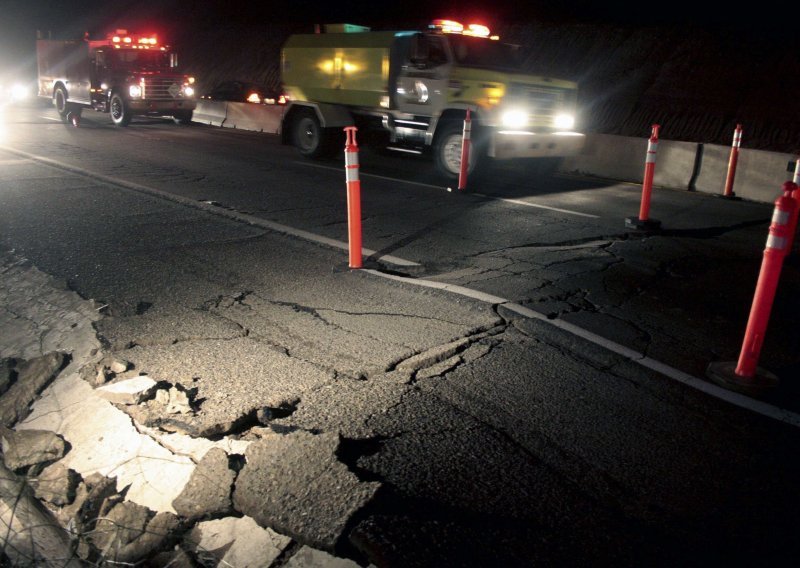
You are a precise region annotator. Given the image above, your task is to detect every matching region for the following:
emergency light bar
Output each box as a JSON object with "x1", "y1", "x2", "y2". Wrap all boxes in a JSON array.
[
  {"x1": 110, "y1": 32, "x2": 158, "y2": 46},
  {"x1": 429, "y1": 20, "x2": 496, "y2": 39}
]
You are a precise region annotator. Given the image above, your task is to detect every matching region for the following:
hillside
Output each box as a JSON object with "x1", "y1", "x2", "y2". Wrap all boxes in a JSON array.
[{"x1": 175, "y1": 22, "x2": 800, "y2": 153}]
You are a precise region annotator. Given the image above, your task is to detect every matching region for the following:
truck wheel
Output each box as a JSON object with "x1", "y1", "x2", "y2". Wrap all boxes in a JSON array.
[
  {"x1": 292, "y1": 109, "x2": 335, "y2": 158},
  {"x1": 434, "y1": 121, "x2": 481, "y2": 181},
  {"x1": 54, "y1": 86, "x2": 70, "y2": 122},
  {"x1": 109, "y1": 93, "x2": 132, "y2": 127},
  {"x1": 173, "y1": 111, "x2": 193, "y2": 125}
]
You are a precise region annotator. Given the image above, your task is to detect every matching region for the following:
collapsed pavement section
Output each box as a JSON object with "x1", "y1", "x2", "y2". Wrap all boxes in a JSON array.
[{"x1": 0, "y1": 250, "x2": 363, "y2": 567}]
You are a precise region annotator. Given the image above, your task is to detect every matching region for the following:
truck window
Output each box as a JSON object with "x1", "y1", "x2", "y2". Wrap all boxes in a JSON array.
[
  {"x1": 448, "y1": 35, "x2": 523, "y2": 71},
  {"x1": 410, "y1": 34, "x2": 450, "y2": 69},
  {"x1": 426, "y1": 36, "x2": 449, "y2": 67},
  {"x1": 108, "y1": 50, "x2": 172, "y2": 70}
]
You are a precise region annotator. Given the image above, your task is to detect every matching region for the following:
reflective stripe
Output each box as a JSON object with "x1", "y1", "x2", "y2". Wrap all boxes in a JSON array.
[
  {"x1": 767, "y1": 234, "x2": 786, "y2": 250},
  {"x1": 345, "y1": 150, "x2": 359, "y2": 168},
  {"x1": 346, "y1": 166, "x2": 359, "y2": 183},
  {"x1": 732, "y1": 131, "x2": 742, "y2": 148},
  {"x1": 772, "y1": 209, "x2": 790, "y2": 225},
  {"x1": 793, "y1": 159, "x2": 800, "y2": 185},
  {"x1": 646, "y1": 140, "x2": 658, "y2": 163}
]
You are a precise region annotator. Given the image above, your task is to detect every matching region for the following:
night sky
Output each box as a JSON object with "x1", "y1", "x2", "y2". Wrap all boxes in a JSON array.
[{"x1": 1, "y1": 0, "x2": 792, "y2": 80}]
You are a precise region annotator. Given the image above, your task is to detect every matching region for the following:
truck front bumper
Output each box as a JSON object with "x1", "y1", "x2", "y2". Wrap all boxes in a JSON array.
[
  {"x1": 129, "y1": 100, "x2": 197, "y2": 113},
  {"x1": 489, "y1": 130, "x2": 585, "y2": 160}
]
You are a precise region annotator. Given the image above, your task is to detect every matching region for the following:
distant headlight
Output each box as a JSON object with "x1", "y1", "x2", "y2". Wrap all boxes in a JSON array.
[
  {"x1": 246, "y1": 92, "x2": 261, "y2": 104},
  {"x1": 183, "y1": 86, "x2": 195, "y2": 97},
  {"x1": 554, "y1": 113, "x2": 575, "y2": 130},
  {"x1": 501, "y1": 109, "x2": 528, "y2": 129},
  {"x1": 11, "y1": 83, "x2": 28, "y2": 101},
  {"x1": 129, "y1": 84, "x2": 142, "y2": 98}
]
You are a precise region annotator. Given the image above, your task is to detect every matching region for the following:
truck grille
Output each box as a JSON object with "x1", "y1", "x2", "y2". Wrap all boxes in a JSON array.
[
  {"x1": 508, "y1": 84, "x2": 569, "y2": 124},
  {"x1": 143, "y1": 77, "x2": 187, "y2": 101}
]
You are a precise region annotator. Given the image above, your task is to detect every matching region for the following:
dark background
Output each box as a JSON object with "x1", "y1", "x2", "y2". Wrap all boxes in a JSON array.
[{"x1": 3, "y1": 0, "x2": 799, "y2": 151}]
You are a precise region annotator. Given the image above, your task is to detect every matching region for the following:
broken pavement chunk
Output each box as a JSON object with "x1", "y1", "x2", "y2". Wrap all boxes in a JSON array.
[
  {"x1": 1, "y1": 428, "x2": 66, "y2": 471},
  {"x1": 172, "y1": 447, "x2": 235, "y2": 520},
  {"x1": 95, "y1": 376, "x2": 158, "y2": 405},
  {"x1": 233, "y1": 431, "x2": 380, "y2": 552}
]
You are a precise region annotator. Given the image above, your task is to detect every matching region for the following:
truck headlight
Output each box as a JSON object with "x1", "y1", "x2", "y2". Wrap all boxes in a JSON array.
[
  {"x1": 183, "y1": 85, "x2": 195, "y2": 97},
  {"x1": 554, "y1": 113, "x2": 575, "y2": 130},
  {"x1": 501, "y1": 109, "x2": 528, "y2": 129},
  {"x1": 129, "y1": 84, "x2": 142, "y2": 98},
  {"x1": 11, "y1": 83, "x2": 28, "y2": 101}
]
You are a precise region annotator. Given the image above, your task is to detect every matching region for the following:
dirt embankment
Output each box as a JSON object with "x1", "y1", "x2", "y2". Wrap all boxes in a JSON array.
[{"x1": 177, "y1": 22, "x2": 800, "y2": 153}]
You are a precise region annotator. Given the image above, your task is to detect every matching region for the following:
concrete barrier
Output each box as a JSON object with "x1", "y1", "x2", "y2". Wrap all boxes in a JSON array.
[
  {"x1": 562, "y1": 133, "x2": 699, "y2": 191},
  {"x1": 563, "y1": 133, "x2": 795, "y2": 203},
  {"x1": 693, "y1": 144, "x2": 796, "y2": 203},
  {"x1": 222, "y1": 102, "x2": 283, "y2": 134},
  {"x1": 192, "y1": 100, "x2": 228, "y2": 126}
]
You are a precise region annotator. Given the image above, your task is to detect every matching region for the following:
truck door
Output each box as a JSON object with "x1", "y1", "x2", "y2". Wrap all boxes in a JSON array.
[{"x1": 395, "y1": 33, "x2": 451, "y2": 118}]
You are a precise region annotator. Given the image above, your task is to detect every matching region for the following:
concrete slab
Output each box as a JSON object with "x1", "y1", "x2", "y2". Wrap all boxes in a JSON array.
[
  {"x1": 186, "y1": 515, "x2": 292, "y2": 568},
  {"x1": 19, "y1": 372, "x2": 194, "y2": 513}
]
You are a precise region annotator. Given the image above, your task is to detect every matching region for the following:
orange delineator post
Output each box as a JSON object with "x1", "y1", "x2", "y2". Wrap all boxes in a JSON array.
[
  {"x1": 639, "y1": 124, "x2": 659, "y2": 220},
  {"x1": 344, "y1": 126, "x2": 362, "y2": 269},
  {"x1": 722, "y1": 124, "x2": 743, "y2": 198},
  {"x1": 458, "y1": 109, "x2": 472, "y2": 191},
  {"x1": 625, "y1": 124, "x2": 661, "y2": 229},
  {"x1": 734, "y1": 181, "x2": 797, "y2": 378},
  {"x1": 707, "y1": 181, "x2": 798, "y2": 394},
  {"x1": 787, "y1": 158, "x2": 800, "y2": 255}
]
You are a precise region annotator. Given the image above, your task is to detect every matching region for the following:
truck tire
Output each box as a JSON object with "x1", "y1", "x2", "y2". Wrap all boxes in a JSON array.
[
  {"x1": 434, "y1": 120, "x2": 482, "y2": 181},
  {"x1": 54, "y1": 86, "x2": 71, "y2": 122},
  {"x1": 109, "y1": 93, "x2": 132, "y2": 127},
  {"x1": 292, "y1": 109, "x2": 336, "y2": 158},
  {"x1": 173, "y1": 110, "x2": 193, "y2": 125}
]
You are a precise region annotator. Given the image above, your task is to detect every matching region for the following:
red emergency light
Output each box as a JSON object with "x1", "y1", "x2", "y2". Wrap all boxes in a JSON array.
[
  {"x1": 109, "y1": 31, "x2": 158, "y2": 46},
  {"x1": 429, "y1": 19, "x2": 495, "y2": 39}
]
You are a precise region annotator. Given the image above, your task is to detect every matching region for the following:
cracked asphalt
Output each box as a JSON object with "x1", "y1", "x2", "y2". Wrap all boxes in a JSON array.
[{"x1": 2, "y1": 105, "x2": 800, "y2": 566}]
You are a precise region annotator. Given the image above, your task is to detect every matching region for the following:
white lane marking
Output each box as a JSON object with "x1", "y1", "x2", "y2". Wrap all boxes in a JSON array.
[
  {"x1": 41, "y1": 116, "x2": 62, "y2": 122},
  {"x1": 294, "y1": 161, "x2": 599, "y2": 218},
  {"x1": 0, "y1": 146, "x2": 420, "y2": 268},
  {"x1": 472, "y1": 193, "x2": 599, "y2": 218},
  {"x1": 364, "y1": 269, "x2": 800, "y2": 429},
  {"x1": 295, "y1": 161, "x2": 444, "y2": 190}
]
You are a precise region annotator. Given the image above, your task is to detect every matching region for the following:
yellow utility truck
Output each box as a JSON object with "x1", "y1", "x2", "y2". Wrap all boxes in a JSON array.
[{"x1": 280, "y1": 21, "x2": 584, "y2": 179}]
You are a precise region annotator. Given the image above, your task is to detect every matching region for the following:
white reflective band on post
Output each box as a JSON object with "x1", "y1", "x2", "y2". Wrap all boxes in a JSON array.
[
  {"x1": 794, "y1": 160, "x2": 800, "y2": 185},
  {"x1": 463, "y1": 124, "x2": 471, "y2": 139},
  {"x1": 767, "y1": 234, "x2": 786, "y2": 250},
  {"x1": 733, "y1": 132, "x2": 742, "y2": 147},
  {"x1": 772, "y1": 209, "x2": 790, "y2": 225},
  {"x1": 646, "y1": 140, "x2": 658, "y2": 163},
  {"x1": 345, "y1": 150, "x2": 360, "y2": 183}
]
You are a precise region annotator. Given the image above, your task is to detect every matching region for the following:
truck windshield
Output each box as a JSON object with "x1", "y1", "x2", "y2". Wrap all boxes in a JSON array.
[
  {"x1": 108, "y1": 50, "x2": 172, "y2": 70},
  {"x1": 448, "y1": 35, "x2": 523, "y2": 72}
]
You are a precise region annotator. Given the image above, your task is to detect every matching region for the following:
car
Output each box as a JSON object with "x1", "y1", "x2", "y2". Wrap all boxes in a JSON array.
[{"x1": 200, "y1": 80, "x2": 285, "y2": 105}]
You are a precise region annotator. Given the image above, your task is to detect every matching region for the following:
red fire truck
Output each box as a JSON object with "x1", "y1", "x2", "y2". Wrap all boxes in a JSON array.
[{"x1": 37, "y1": 29, "x2": 196, "y2": 126}]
